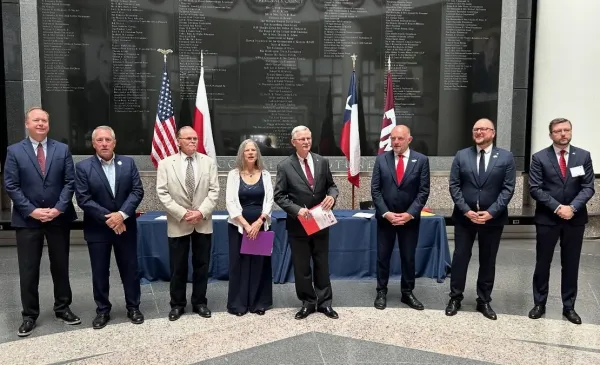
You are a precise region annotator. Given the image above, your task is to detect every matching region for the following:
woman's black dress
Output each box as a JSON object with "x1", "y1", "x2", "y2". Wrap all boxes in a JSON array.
[{"x1": 227, "y1": 174, "x2": 273, "y2": 314}]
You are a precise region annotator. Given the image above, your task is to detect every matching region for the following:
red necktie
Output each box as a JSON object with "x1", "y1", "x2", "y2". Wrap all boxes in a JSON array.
[
  {"x1": 559, "y1": 150, "x2": 567, "y2": 178},
  {"x1": 396, "y1": 154, "x2": 404, "y2": 185},
  {"x1": 37, "y1": 143, "x2": 46, "y2": 176},
  {"x1": 303, "y1": 158, "x2": 314, "y2": 189}
]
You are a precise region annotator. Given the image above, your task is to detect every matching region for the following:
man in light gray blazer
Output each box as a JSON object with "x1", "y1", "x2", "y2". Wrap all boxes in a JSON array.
[{"x1": 156, "y1": 126, "x2": 219, "y2": 321}]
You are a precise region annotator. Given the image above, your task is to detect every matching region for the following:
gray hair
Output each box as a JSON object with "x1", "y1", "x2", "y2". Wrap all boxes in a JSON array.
[
  {"x1": 291, "y1": 125, "x2": 310, "y2": 139},
  {"x1": 91, "y1": 126, "x2": 116, "y2": 140},
  {"x1": 25, "y1": 106, "x2": 49, "y2": 121},
  {"x1": 235, "y1": 139, "x2": 265, "y2": 171}
]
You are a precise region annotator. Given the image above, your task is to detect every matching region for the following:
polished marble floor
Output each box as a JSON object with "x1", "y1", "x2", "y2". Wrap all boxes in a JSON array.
[{"x1": 1, "y1": 239, "x2": 600, "y2": 364}]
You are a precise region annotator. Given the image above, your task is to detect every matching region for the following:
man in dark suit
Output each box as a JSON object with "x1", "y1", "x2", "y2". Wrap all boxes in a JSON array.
[
  {"x1": 371, "y1": 125, "x2": 430, "y2": 310},
  {"x1": 274, "y1": 125, "x2": 339, "y2": 320},
  {"x1": 447, "y1": 118, "x2": 516, "y2": 320},
  {"x1": 4, "y1": 107, "x2": 81, "y2": 337},
  {"x1": 74, "y1": 126, "x2": 145, "y2": 329},
  {"x1": 528, "y1": 118, "x2": 595, "y2": 324}
]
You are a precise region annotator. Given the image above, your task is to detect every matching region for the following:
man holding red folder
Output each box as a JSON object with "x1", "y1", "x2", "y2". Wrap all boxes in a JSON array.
[{"x1": 274, "y1": 126, "x2": 339, "y2": 320}]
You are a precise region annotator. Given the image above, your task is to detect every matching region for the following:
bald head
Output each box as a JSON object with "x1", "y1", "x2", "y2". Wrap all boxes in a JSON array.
[
  {"x1": 472, "y1": 118, "x2": 495, "y2": 148},
  {"x1": 390, "y1": 124, "x2": 413, "y2": 155}
]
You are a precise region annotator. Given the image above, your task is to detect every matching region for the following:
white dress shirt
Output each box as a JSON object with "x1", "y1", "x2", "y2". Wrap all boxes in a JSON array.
[
  {"x1": 395, "y1": 148, "x2": 410, "y2": 169},
  {"x1": 180, "y1": 152, "x2": 198, "y2": 188},
  {"x1": 553, "y1": 144, "x2": 570, "y2": 165},
  {"x1": 29, "y1": 137, "x2": 47, "y2": 158},
  {"x1": 476, "y1": 144, "x2": 493, "y2": 173},
  {"x1": 98, "y1": 154, "x2": 128, "y2": 219},
  {"x1": 297, "y1": 153, "x2": 314, "y2": 181}
]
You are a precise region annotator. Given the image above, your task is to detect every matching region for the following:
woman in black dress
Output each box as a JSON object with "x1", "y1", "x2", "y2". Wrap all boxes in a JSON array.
[{"x1": 225, "y1": 139, "x2": 274, "y2": 316}]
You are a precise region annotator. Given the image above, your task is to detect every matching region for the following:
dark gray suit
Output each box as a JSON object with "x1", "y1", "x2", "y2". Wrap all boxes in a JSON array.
[
  {"x1": 449, "y1": 146, "x2": 516, "y2": 303},
  {"x1": 274, "y1": 153, "x2": 339, "y2": 308},
  {"x1": 529, "y1": 145, "x2": 595, "y2": 309}
]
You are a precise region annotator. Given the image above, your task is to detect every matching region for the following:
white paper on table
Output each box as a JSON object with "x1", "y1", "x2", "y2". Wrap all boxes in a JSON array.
[
  {"x1": 154, "y1": 215, "x2": 167, "y2": 220},
  {"x1": 212, "y1": 215, "x2": 229, "y2": 220},
  {"x1": 353, "y1": 212, "x2": 374, "y2": 219},
  {"x1": 310, "y1": 205, "x2": 338, "y2": 229}
]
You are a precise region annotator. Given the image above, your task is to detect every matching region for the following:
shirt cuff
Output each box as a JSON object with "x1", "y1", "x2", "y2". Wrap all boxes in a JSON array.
[
  {"x1": 383, "y1": 212, "x2": 390, "y2": 218},
  {"x1": 119, "y1": 211, "x2": 129, "y2": 220},
  {"x1": 554, "y1": 205, "x2": 561, "y2": 214}
]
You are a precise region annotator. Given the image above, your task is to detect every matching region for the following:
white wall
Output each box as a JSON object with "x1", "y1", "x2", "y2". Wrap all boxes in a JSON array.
[{"x1": 531, "y1": 0, "x2": 600, "y2": 171}]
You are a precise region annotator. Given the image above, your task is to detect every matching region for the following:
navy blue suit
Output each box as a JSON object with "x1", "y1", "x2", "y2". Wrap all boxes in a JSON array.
[
  {"x1": 371, "y1": 149, "x2": 430, "y2": 294},
  {"x1": 448, "y1": 146, "x2": 515, "y2": 303},
  {"x1": 529, "y1": 145, "x2": 595, "y2": 309},
  {"x1": 74, "y1": 155, "x2": 144, "y2": 314},
  {"x1": 4, "y1": 138, "x2": 77, "y2": 320}
]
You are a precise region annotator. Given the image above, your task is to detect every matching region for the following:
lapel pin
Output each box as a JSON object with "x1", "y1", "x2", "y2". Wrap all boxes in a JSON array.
[
  {"x1": 117, "y1": 161, "x2": 122, "y2": 165},
  {"x1": 411, "y1": 159, "x2": 417, "y2": 162},
  {"x1": 493, "y1": 155, "x2": 498, "y2": 158}
]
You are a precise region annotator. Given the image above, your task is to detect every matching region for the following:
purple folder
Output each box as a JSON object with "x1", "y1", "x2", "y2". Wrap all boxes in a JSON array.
[{"x1": 240, "y1": 231, "x2": 275, "y2": 256}]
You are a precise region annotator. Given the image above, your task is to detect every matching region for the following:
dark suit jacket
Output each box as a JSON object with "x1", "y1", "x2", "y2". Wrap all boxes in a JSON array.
[
  {"x1": 529, "y1": 145, "x2": 595, "y2": 226},
  {"x1": 449, "y1": 146, "x2": 516, "y2": 226},
  {"x1": 74, "y1": 155, "x2": 144, "y2": 242},
  {"x1": 371, "y1": 150, "x2": 430, "y2": 221},
  {"x1": 274, "y1": 153, "x2": 339, "y2": 236},
  {"x1": 4, "y1": 138, "x2": 77, "y2": 228}
]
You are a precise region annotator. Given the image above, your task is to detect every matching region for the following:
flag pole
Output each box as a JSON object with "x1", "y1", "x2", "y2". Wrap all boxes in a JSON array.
[
  {"x1": 157, "y1": 48, "x2": 173, "y2": 63},
  {"x1": 350, "y1": 54, "x2": 357, "y2": 210}
]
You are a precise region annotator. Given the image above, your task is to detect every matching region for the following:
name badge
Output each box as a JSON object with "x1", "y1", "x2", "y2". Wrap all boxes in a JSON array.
[{"x1": 570, "y1": 165, "x2": 585, "y2": 177}]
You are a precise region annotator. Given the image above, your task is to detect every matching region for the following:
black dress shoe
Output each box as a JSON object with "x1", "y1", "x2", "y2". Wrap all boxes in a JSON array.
[
  {"x1": 92, "y1": 313, "x2": 110, "y2": 329},
  {"x1": 252, "y1": 309, "x2": 266, "y2": 316},
  {"x1": 56, "y1": 309, "x2": 81, "y2": 325},
  {"x1": 374, "y1": 291, "x2": 387, "y2": 310},
  {"x1": 168, "y1": 308, "x2": 184, "y2": 321},
  {"x1": 445, "y1": 298, "x2": 461, "y2": 316},
  {"x1": 401, "y1": 293, "x2": 424, "y2": 310},
  {"x1": 295, "y1": 306, "x2": 315, "y2": 320},
  {"x1": 228, "y1": 311, "x2": 245, "y2": 317},
  {"x1": 563, "y1": 309, "x2": 582, "y2": 324},
  {"x1": 18, "y1": 319, "x2": 36, "y2": 337},
  {"x1": 528, "y1": 305, "x2": 546, "y2": 319},
  {"x1": 317, "y1": 306, "x2": 339, "y2": 319},
  {"x1": 193, "y1": 305, "x2": 212, "y2": 318},
  {"x1": 476, "y1": 303, "x2": 497, "y2": 320},
  {"x1": 127, "y1": 309, "x2": 144, "y2": 324}
]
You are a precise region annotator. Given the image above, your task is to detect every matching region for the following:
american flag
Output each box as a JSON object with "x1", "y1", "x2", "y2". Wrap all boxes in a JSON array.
[{"x1": 151, "y1": 63, "x2": 178, "y2": 168}]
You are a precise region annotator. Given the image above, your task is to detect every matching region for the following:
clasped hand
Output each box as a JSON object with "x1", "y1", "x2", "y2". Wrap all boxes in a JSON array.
[
  {"x1": 105, "y1": 212, "x2": 126, "y2": 235},
  {"x1": 30, "y1": 208, "x2": 61, "y2": 223},
  {"x1": 386, "y1": 212, "x2": 413, "y2": 226},
  {"x1": 244, "y1": 220, "x2": 263, "y2": 240},
  {"x1": 464, "y1": 210, "x2": 493, "y2": 224},
  {"x1": 556, "y1": 205, "x2": 574, "y2": 220},
  {"x1": 183, "y1": 210, "x2": 203, "y2": 225}
]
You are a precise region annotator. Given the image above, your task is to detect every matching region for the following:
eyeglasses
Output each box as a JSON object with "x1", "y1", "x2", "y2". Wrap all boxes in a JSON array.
[
  {"x1": 178, "y1": 137, "x2": 198, "y2": 141},
  {"x1": 472, "y1": 128, "x2": 494, "y2": 133},
  {"x1": 293, "y1": 137, "x2": 312, "y2": 142},
  {"x1": 551, "y1": 128, "x2": 571, "y2": 134}
]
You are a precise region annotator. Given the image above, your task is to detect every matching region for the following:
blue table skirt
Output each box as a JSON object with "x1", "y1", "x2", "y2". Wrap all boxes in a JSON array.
[{"x1": 137, "y1": 210, "x2": 451, "y2": 284}]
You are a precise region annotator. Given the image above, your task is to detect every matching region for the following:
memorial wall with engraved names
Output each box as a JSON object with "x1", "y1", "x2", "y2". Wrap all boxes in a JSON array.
[{"x1": 36, "y1": 0, "x2": 502, "y2": 156}]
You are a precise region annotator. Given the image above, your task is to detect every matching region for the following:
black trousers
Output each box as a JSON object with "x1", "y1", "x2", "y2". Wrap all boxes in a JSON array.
[
  {"x1": 226, "y1": 224, "x2": 273, "y2": 314},
  {"x1": 169, "y1": 231, "x2": 211, "y2": 309},
  {"x1": 376, "y1": 220, "x2": 419, "y2": 294},
  {"x1": 533, "y1": 223, "x2": 585, "y2": 309},
  {"x1": 289, "y1": 230, "x2": 332, "y2": 308},
  {"x1": 16, "y1": 225, "x2": 73, "y2": 321},
  {"x1": 450, "y1": 223, "x2": 504, "y2": 303},
  {"x1": 87, "y1": 235, "x2": 140, "y2": 314}
]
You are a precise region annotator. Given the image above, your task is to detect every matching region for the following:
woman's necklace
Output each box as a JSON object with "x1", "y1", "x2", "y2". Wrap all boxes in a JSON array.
[{"x1": 244, "y1": 169, "x2": 258, "y2": 178}]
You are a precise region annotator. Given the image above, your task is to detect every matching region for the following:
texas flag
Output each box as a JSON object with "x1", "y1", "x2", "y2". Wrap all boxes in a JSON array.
[
  {"x1": 340, "y1": 71, "x2": 360, "y2": 187},
  {"x1": 193, "y1": 65, "x2": 216, "y2": 160}
]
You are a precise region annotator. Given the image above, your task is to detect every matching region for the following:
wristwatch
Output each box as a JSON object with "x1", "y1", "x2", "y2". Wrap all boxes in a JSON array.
[{"x1": 261, "y1": 216, "x2": 266, "y2": 222}]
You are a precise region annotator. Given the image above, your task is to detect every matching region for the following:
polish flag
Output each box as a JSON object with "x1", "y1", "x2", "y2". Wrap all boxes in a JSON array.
[{"x1": 193, "y1": 65, "x2": 216, "y2": 159}]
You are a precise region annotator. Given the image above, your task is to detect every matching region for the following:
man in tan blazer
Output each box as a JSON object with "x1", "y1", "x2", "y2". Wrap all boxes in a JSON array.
[{"x1": 156, "y1": 126, "x2": 219, "y2": 321}]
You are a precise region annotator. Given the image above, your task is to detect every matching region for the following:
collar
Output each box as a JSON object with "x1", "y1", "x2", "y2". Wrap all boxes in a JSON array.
[
  {"x1": 180, "y1": 151, "x2": 196, "y2": 161},
  {"x1": 97, "y1": 154, "x2": 115, "y2": 165},
  {"x1": 29, "y1": 137, "x2": 47, "y2": 147},
  {"x1": 553, "y1": 144, "x2": 570, "y2": 155},
  {"x1": 477, "y1": 144, "x2": 493, "y2": 154},
  {"x1": 396, "y1": 148, "x2": 410, "y2": 158},
  {"x1": 296, "y1": 152, "x2": 312, "y2": 162}
]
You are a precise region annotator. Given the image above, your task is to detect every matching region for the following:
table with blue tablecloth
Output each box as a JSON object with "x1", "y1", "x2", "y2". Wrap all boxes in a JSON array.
[{"x1": 136, "y1": 210, "x2": 451, "y2": 284}]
